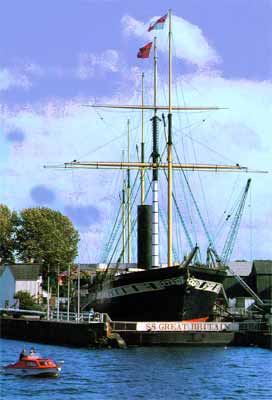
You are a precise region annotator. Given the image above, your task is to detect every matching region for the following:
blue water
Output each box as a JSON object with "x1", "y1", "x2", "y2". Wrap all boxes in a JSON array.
[{"x1": 0, "y1": 339, "x2": 271, "y2": 400}]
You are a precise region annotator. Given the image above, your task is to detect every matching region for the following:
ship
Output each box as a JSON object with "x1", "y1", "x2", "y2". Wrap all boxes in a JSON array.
[
  {"x1": 84, "y1": 253, "x2": 227, "y2": 322},
  {"x1": 47, "y1": 10, "x2": 250, "y2": 322}
]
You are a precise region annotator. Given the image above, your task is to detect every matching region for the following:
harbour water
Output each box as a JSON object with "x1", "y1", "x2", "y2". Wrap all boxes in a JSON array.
[{"x1": 0, "y1": 338, "x2": 271, "y2": 400}]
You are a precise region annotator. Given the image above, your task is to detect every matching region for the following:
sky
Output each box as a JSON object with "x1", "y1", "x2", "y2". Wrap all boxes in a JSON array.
[{"x1": 1, "y1": 0, "x2": 271, "y2": 263}]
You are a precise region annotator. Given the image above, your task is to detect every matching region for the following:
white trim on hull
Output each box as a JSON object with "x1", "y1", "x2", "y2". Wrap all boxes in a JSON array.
[
  {"x1": 4, "y1": 367, "x2": 61, "y2": 377},
  {"x1": 90, "y1": 276, "x2": 222, "y2": 302}
]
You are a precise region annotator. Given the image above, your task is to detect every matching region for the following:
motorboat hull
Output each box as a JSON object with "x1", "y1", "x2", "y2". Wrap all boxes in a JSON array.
[
  {"x1": 3, "y1": 356, "x2": 62, "y2": 377},
  {"x1": 4, "y1": 366, "x2": 61, "y2": 377}
]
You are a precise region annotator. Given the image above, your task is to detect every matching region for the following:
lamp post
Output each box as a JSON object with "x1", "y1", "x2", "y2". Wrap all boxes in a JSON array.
[
  {"x1": 46, "y1": 265, "x2": 50, "y2": 320},
  {"x1": 67, "y1": 264, "x2": 70, "y2": 321},
  {"x1": 57, "y1": 264, "x2": 60, "y2": 320},
  {"x1": 77, "y1": 265, "x2": 80, "y2": 321}
]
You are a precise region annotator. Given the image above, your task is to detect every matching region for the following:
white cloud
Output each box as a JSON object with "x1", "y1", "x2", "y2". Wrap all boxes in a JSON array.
[
  {"x1": 122, "y1": 15, "x2": 221, "y2": 69},
  {"x1": 0, "y1": 62, "x2": 44, "y2": 92},
  {"x1": 122, "y1": 15, "x2": 147, "y2": 37},
  {"x1": 0, "y1": 68, "x2": 31, "y2": 91},
  {"x1": 1, "y1": 71, "x2": 272, "y2": 261},
  {"x1": 24, "y1": 63, "x2": 44, "y2": 77},
  {"x1": 76, "y1": 49, "x2": 120, "y2": 79},
  {"x1": 0, "y1": 51, "x2": 122, "y2": 87}
]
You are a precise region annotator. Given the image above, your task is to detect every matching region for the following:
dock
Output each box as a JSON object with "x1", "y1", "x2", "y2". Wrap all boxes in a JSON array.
[
  {"x1": 110, "y1": 320, "x2": 238, "y2": 346},
  {"x1": 1, "y1": 310, "x2": 271, "y2": 349},
  {"x1": 0, "y1": 313, "x2": 107, "y2": 348}
]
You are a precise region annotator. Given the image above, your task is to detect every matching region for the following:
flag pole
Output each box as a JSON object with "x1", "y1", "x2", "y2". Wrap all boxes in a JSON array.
[
  {"x1": 167, "y1": 9, "x2": 173, "y2": 268},
  {"x1": 141, "y1": 72, "x2": 145, "y2": 205},
  {"x1": 127, "y1": 119, "x2": 131, "y2": 265}
]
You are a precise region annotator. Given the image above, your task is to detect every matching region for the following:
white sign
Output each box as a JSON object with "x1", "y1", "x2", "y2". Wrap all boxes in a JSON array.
[
  {"x1": 136, "y1": 322, "x2": 239, "y2": 332},
  {"x1": 187, "y1": 278, "x2": 222, "y2": 294}
]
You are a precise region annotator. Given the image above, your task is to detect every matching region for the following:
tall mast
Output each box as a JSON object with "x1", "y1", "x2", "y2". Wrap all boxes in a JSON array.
[
  {"x1": 122, "y1": 150, "x2": 126, "y2": 263},
  {"x1": 127, "y1": 119, "x2": 131, "y2": 264},
  {"x1": 141, "y1": 72, "x2": 145, "y2": 205},
  {"x1": 152, "y1": 36, "x2": 160, "y2": 268},
  {"x1": 167, "y1": 9, "x2": 173, "y2": 267}
]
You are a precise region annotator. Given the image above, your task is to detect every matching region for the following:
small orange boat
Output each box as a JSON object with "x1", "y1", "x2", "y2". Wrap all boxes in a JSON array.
[{"x1": 4, "y1": 356, "x2": 63, "y2": 377}]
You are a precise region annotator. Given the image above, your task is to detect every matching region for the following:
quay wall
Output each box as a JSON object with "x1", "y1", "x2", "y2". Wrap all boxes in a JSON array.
[
  {"x1": 120, "y1": 331, "x2": 236, "y2": 346},
  {"x1": 233, "y1": 331, "x2": 272, "y2": 349},
  {"x1": 0, "y1": 317, "x2": 106, "y2": 347},
  {"x1": 1, "y1": 317, "x2": 271, "y2": 349}
]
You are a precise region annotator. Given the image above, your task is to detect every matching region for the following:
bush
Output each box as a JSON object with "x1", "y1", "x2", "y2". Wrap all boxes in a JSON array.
[{"x1": 14, "y1": 290, "x2": 43, "y2": 311}]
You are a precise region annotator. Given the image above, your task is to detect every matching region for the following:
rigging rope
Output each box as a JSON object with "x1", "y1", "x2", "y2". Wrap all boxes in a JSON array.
[
  {"x1": 173, "y1": 143, "x2": 221, "y2": 263},
  {"x1": 100, "y1": 200, "x2": 123, "y2": 263},
  {"x1": 103, "y1": 168, "x2": 141, "y2": 272}
]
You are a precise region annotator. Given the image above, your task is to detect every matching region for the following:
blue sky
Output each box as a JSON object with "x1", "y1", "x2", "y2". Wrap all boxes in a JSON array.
[{"x1": 1, "y1": 0, "x2": 271, "y2": 263}]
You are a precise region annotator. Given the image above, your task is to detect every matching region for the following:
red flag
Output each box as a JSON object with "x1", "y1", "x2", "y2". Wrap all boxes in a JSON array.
[
  {"x1": 137, "y1": 42, "x2": 152, "y2": 59},
  {"x1": 57, "y1": 270, "x2": 68, "y2": 286},
  {"x1": 148, "y1": 14, "x2": 167, "y2": 32}
]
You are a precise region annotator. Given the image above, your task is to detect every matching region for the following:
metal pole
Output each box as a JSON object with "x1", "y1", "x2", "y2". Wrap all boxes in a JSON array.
[
  {"x1": 67, "y1": 264, "x2": 70, "y2": 321},
  {"x1": 167, "y1": 9, "x2": 173, "y2": 268},
  {"x1": 127, "y1": 119, "x2": 131, "y2": 264},
  {"x1": 152, "y1": 36, "x2": 160, "y2": 268},
  {"x1": 141, "y1": 72, "x2": 145, "y2": 205},
  {"x1": 47, "y1": 265, "x2": 50, "y2": 320},
  {"x1": 77, "y1": 265, "x2": 80, "y2": 321},
  {"x1": 57, "y1": 265, "x2": 60, "y2": 320},
  {"x1": 122, "y1": 183, "x2": 126, "y2": 263},
  {"x1": 122, "y1": 150, "x2": 126, "y2": 263}
]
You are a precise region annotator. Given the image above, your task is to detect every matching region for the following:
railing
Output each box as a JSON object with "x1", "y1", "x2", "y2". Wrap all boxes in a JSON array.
[
  {"x1": 49, "y1": 311, "x2": 106, "y2": 323},
  {"x1": 227, "y1": 307, "x2": 255, "y2": 316},
  {"x1": 111, "y1": 321, "x2": 137, "y2": 332},
  {"x1": 239, "y1": 321, "x2": 270, "y2": 333}
]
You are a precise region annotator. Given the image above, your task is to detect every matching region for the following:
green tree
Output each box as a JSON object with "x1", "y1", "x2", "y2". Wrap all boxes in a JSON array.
[
  {"x1": 0, "y1": 204, "x2": 17, "y2": 264},
  {"x1": 14, "y1": 290, "x2": 42, "y2": 311},
  {"x1": 15, "y1": 207, "x2": 79, "y2": 280}
]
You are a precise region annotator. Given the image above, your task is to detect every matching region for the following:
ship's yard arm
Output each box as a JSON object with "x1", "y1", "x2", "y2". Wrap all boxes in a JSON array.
[
  {"x1": 44, "y1": 161, "x2": 268, "y2": 174},
  {"x1": 47, "y1": 161, "x2": 250, "y2": 171}
]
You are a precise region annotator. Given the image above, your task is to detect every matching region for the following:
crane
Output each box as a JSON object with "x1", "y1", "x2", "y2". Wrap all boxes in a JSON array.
[
  {"x1": 221, "y1": 178, "x2": 251, "y2": 265},
  {"x1": 220, "y1": 178, "x2": 265, "y2": 306}
]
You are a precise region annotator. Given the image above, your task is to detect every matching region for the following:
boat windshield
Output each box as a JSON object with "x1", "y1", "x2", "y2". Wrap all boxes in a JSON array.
[
  {"x1": 29, "y1": 353, "x2": 41, "y2": 359},
  {"x1": 38, "y1": 361, "x2": 49, "y2": 366},
  {"x1": 24, "y1": 361, "x2": 37, "y2": 367}
]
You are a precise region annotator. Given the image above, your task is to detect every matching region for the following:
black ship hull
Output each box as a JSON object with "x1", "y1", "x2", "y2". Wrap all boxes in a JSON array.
[{"x1": 86, "y1": 264, "x2": 226, "y2": 321}]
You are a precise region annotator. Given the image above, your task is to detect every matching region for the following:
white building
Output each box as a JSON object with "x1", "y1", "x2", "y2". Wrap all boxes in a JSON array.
[{"x1": 0, "y1": 264, "x2": 42, "y2": 308}]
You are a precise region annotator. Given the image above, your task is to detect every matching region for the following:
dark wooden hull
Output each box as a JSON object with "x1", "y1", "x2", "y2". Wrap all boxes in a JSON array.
[{"x1": 86, "y1": 265, "x2": 226, "y2": 321}]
